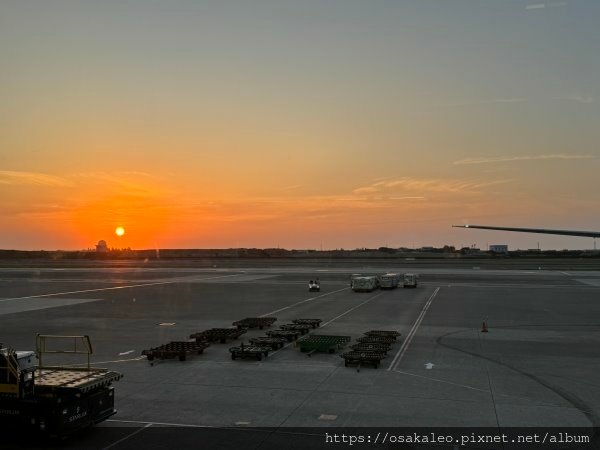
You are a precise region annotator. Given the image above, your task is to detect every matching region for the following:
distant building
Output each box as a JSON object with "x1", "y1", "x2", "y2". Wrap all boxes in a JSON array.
[
  {"x1": 489, "y1": 244, "x2": 508, "y2": 254},
  {"x1": 96, "y1": 240, "x2": 108, "y2": 252}
]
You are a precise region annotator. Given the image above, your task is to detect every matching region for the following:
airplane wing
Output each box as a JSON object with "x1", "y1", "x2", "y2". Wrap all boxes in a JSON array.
[{"x1": 452, "y1": 225, "x2": 600, "y2": 238}]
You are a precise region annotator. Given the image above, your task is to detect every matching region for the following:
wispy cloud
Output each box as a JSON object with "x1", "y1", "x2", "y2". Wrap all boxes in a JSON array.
[
  {"x1": 390, "y1": 196, "x2": 426, "y2": 200},
  {"x1": 280, "y1": 184, "x2": 303, "y2": 191},
  {"x1": 0, "y1": 171, "x2": 74, "y2": 187},
  {"x1": 526, "y1": 2, "x2": 567, "y2": 10},
  {"x1": 525, "y1": 2, "x2": 568, "y2": 11},
  {"x1": 554, "y1": 95, "x2": 594, "y2": 104},
  {"x1": 70, "y1": 171, "x2": 173, "y2": 198},
  {"x1": 453, "y1": 154, "x2": 596, "y2": 165},
  {"x1": 352, "y1": 177, "x2": 510, "y2": 196}
]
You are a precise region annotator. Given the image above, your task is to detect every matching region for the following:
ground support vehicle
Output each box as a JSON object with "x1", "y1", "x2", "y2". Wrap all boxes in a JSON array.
[
  {"x1": 248, "y1": 337, "x2": 287, "y2": 350},
  {"x1": 403, "y1": 273, "x2": 418, "y2": 288},
  {"x1": 189, "y1": 328, "x2": 246, "y2": 343},
  {"x1": 308, "y1": 280, "x2": 320, "y2": 292},
  {"x1": 378, "y1": 273, "x2": 400, "y2": 289},
  {"x1": 292, "y1": 319, "x2": 322, "y2": 328},
  {"x1": 351, "y1": 276, "x2": 379, "y2": 292},
  {"x1": 229, "y1": 343, "x2": 271, "y2": 361},
  {"x1": 232, "y1": 317, "x2": 277, "y2": 330},
  {"x1": 0, "y1": 335, "x2": 122, "y2": 437},
  {"x1": 340, "y1": 351, "x2": 387, "y2": 369},
  {"x1": 142, "y1": 341, "x2": 210, "y2": 362},
  {"x1": 265, "y1": 329, "x2": 301, "y2": 341},
  {"x1": 297, "y1": 335, "x2": 350, "y2": 355}
]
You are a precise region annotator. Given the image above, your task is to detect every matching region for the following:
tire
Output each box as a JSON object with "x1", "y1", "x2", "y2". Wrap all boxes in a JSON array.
[
  {"x1": 231, "y1": 353, "x2": 236, "y2": 360},
  {"x1": 179, "y1": 354, "x2": 186, "y2": 361},
  {"x1": 256, "y1": 354, "x2": 262, "y2": 361}
]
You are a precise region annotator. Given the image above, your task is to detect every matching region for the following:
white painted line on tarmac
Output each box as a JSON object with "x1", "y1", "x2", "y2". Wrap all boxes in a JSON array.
[
  {"x1": 388, "y1": 287, "x2": 440, "y2": 371},
  {"x1": 102, "y1": 422, "x2": 152, "y2": 450},
  {"x1": 393, "y1": 369, "x2": 488, "y2": 393},
  {"x1": 106, "y1": 419, "x2": 216, "y2": 428},
  {"x1": 65, "y1": 356, "x2": 145, "y2": 366},
  {"x1": 260, "y1": 286, "x2": 349, "y2": 317},
  {"x1": 319, "y1": 293, "x2": 383, "y2": 328},
  {"x1": 0, "y1": 273, "x2": 242, "y2": 302},
  {"x1": 393, "y1": 369, "x2": 568, "y2": 407}
]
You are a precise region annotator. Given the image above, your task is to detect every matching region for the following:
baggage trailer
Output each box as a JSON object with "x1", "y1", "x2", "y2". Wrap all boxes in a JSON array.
[
  {"x1": 356, "y1": 336, "x2": 396, "y2": 345},
  {"x1": 363, "y1": 330, "x2": 401, "y2": 341},
  {"x1": 229, "y1": 343, "x2": 271, "y2": 361},
  {"x1": 232, "y1": 317, "x2": 277, "y2": 330},
  {"x1": 0, "y1": 335, "x2": 122, "y2": 437},
  {"x1": 279, "y1": 323, "x2": 312, "y2": 335},
  {"x1": 142, "y1": 341, "x2": 210, "y2": 362},
  {"x1": 297, "y1": 335, "x2": 351, "y2": 355},
  {"x1": 292, "y1": 319, "x2": 322, "y2": 328},
  {"x1": 189, "y1": 328, "x2": 246, "y2": 344},
  {"x1": 265, "y1": 329, "x2": 302, "y2": 341},
  {"x1": 350, "y1": 343, "x2": 390, "y2": 354},
  {"x1": 340, "y1": 351, "x2": 387, "y2": 369},
  {"x1": 248, "y1": 337, "x2": 287, "y2": 350}
]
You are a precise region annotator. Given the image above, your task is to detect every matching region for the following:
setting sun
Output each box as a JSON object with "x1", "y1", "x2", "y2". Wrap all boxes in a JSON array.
[{"x1": 115, "y1": 227, "x2": 125, "y2": 237}]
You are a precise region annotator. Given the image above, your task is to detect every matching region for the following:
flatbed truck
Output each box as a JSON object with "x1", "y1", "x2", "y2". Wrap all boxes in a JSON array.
[{"x1": 0, "y1": 335, "x2": 123, "y2": 437}]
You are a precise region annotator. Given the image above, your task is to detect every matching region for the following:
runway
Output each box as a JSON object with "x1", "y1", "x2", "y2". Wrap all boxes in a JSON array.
[{"x1": 1, "y1": 260, "x2": 599, "y2": 449}]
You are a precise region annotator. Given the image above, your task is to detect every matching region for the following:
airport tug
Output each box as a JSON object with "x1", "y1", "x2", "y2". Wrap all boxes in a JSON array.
[{"x1": 0, "y1": 335, "x2": 122, "y2": 436}]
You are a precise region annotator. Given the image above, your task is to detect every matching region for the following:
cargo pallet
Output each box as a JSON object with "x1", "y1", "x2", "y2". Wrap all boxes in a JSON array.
[
  {"x1": 232, "y1": 317, "x2": 277, "y2": 330},
  {"x1": 297, "y1": 335, "x2": 351, "y2": 355},
  {"x1": 292, "y1": 319, "x2": 322, "y2": 328},
  {"x1": 279, "y1": 323, "x2": 312, "y2": 335},
  {"x1": 356, "y1": 336, "x2": 396, "y2": 345},
  {"x1": 248, "y1": 336, "x2": 287, "y2": 350},
  {"x1": 190, "y1": 328, "x2": 247, "y2": 343},
  {"x1": 229, "y1": 343, "x2": 271, "y2": 361},
  {"x1": 350, "y1": 343, "x2": 390, "y2": 354},
  {"x1": 265, "y1": 329, "x2": 302, "y2": 341},
  {"x1": 340, "y1": 351, "x2": 387, "y2": 369},
  {"x1": 142, "y1": 341, "x2": 210, "y2": 362},
  {"x1": 363, "y1": 330, "x2": 401, "y2": 340}
]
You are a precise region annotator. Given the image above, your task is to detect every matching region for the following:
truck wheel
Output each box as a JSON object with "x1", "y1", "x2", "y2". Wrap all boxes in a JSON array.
[{"x1": 256, "y1": 354, "x2": 263, "y2": 361}]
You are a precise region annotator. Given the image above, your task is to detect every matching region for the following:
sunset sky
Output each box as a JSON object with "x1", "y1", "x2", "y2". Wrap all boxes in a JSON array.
[{"x1": 1, "y1": 1, "x2": 599, "y2": 251}]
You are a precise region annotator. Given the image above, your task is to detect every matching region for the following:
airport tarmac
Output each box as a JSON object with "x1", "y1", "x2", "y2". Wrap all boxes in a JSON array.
[{"x1": 1, "y1": 261, "x2": 599, "y2": 449}]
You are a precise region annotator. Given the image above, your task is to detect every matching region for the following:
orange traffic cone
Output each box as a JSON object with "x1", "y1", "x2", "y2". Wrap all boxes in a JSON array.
[{"x1": 481, "y1": 320, "x2": 489, "y2": 332}]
